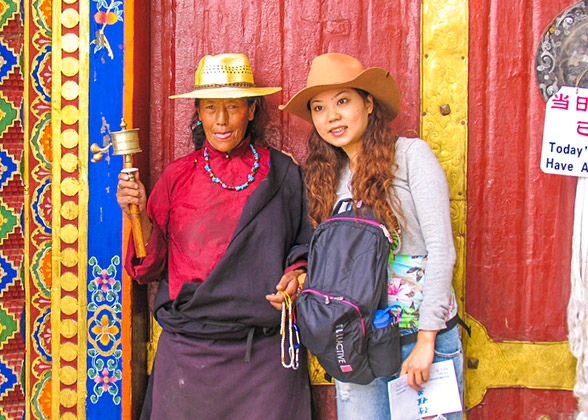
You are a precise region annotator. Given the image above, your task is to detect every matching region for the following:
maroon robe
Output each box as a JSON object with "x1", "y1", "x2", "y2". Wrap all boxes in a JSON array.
[{"x1": 126, "y1": 142, "x2": 313, "y2": 420}]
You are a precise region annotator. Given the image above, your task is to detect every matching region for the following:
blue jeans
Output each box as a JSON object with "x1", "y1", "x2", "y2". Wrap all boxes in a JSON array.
[{"x1": 335, "y1": 326, "x2": 464, "y2": 420}]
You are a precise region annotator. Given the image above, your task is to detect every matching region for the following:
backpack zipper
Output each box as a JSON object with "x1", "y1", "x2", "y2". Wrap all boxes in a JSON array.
[
  {"x1": 327, "y1": 216, "x2": 393, "y2": 244},
  {"x1": 300, "y1": 289, "x2": 366, "y2": 335}
]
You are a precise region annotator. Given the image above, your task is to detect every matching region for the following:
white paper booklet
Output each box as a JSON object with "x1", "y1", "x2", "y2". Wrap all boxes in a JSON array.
[{"x1": 388, "y1": 360, "x2": 462, "y2": 420}]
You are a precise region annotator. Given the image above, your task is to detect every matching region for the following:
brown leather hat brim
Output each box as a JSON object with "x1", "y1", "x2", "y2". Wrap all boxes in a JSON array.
[{"x1": 279, "y1": 67, "x2": 401, "y2": 123}]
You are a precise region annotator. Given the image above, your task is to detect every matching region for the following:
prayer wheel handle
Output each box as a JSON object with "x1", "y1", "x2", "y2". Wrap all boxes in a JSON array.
[
  {"x1": 120, "y1": 167, "x2": 146, "y2": 258},
  {"x1": 90, "y1": 119, "x2": 147, "y2": 258}
]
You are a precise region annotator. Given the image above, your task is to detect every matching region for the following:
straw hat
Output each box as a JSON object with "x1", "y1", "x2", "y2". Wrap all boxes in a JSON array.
[
  {"x1": 170, "y1": 53, "x2": 282, "y2": 99},
  {"x1": 279, "y1": 53, "x2": 401, "y2": 123}
]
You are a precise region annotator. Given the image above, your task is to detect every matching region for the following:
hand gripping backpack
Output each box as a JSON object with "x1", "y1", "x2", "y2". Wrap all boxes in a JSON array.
[{"x1": 296, "y1": 199, "x2": 402, "y2": 384}]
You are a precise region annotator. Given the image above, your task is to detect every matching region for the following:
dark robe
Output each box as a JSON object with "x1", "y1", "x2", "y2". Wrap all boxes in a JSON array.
[{"x1": 139, "y1": 149, "x2": 313, "y2": 420}]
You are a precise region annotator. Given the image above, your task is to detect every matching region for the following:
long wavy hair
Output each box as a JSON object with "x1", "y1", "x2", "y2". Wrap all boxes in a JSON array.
[
  {"x1": 304, "y1": 89, "x2": 402, "y2": 234},
  {"x1": 189, "y1": 97, "x2": 268, "y2": 150}
]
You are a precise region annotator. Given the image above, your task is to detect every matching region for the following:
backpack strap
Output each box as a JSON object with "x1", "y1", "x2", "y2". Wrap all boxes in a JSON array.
[
  {"x1": 331, "y1": 198, "x2": 390, "y2": 312},
  {"x1": 332, "y1": 198, "x2": 354, "y2": 215},
  {"x1": 399, "y1": 314, "x2": 471, "y2": 346}
]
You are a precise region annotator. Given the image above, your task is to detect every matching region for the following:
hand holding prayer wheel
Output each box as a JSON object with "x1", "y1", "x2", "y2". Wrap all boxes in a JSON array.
[{"x1": 116, "y1": 169, "x2": 150, "y2": 256}]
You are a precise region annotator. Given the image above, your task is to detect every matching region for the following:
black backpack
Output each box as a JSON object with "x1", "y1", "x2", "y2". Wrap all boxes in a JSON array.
[{"x1": 296, "y1": 199, "x2": 402, "y2": 384}]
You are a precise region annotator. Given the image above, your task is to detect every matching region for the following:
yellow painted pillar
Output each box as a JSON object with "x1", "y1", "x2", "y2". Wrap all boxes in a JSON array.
[{"x1": 51, "y1": 1, "x2": 89, "y2": 419}]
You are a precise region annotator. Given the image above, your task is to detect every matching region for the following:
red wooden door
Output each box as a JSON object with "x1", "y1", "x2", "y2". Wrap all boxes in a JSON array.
[
  {"x1": 467, "y1": 0, "x2": 578, "y2": 418},
  {"x1": 146, "y1": 1, "x2": 580, "y2": 418}
]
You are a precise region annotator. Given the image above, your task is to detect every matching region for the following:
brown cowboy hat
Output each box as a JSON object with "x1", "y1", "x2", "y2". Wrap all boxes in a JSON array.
[
  {"x1": 279, "y1": 53, "x2": 401, "y2": 123},
  {"x1": 170, "y1": 53, "x2": 282, "y2": 99}
]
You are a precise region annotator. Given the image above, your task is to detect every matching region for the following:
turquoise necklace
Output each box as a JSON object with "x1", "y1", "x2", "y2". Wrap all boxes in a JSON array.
[{"x1": 203, "y1": 144, "x2": 260, "y2": 191}]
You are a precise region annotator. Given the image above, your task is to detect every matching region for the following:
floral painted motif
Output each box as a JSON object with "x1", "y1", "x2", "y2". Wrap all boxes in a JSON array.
[
  {"x1": 90, "y1": 0, "x2": 123, "y2": 59},
  {"x1": 94, "y1": 367, "x2": 120, "y2": 393},
  {"x1": 30, "y1": 111, "x2": 52, "y2": 166},
  {"x1": 91, "y1": 314, "x2": 121, "y2": 346},
  {"x1": 88, "y1": 255, "x2": 122, "y2": 405},
  {"x1": 31, "y1": 45, "x2": 51, "y2": 104},
  {"x1": 32, "y1": 0, "x2": 52, "y2": 35},
  {"x1": 387, "y1": 254, "x2": 458, "y2": 329},
  {"x1": 89, "y1": 256, "x2": 121, "y2": 306},
  {"x1": 88, "y1": 349, "x2": 122, "y2": 405},
  {"x1": 95, "y1": 268, "x2": 117, "y2": 295}
]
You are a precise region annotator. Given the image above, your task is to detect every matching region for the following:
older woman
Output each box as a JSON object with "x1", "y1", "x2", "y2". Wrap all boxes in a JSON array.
[{"x1": 117, "y1": 53, "x2": 312, "y2": 420}]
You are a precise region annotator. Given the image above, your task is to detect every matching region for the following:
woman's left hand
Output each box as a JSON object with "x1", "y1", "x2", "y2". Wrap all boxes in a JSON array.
[
  {"x1": 266, "y1": 269, "x2": 305, "y2": 310},
  {"x1": 401, "y1": 330, "x2": 437, "y2": 391}
]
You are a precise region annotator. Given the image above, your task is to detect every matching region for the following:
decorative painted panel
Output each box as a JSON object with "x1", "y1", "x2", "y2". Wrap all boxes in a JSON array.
[
  {"x1": 23, "y1": 1, "x2": 140, "y2": 419},
  {"x1": 48, "y1": 0, "x2": 128, "y2": 418},
  {"x1": 24, "y1": 0, "x2": 53, "y2": 419},
  {"x1": 0, "y1": 1, "x2": 25, "y2": 419},
  {"x1": 86, "y1": 0, "x2": 125, "y2": 418}
]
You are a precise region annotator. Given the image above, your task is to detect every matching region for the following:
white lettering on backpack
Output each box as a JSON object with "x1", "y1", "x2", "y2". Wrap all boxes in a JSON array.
[{"x1": 335, "y1": 324, "x2": 346, "y2": 364}]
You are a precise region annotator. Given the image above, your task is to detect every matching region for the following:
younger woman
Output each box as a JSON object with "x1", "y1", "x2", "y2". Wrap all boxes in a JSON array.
[{"x1": 280, "y1": 53, "x2": 464, "y2": 420}]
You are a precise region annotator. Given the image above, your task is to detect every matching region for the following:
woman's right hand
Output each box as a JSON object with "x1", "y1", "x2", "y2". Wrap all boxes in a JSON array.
[
  {"x1": 116, "y1": 171, "x2": 147, "y2": 215},
  {"x1": 400, "y1": 330, "x2": 437, "y2": 391}
]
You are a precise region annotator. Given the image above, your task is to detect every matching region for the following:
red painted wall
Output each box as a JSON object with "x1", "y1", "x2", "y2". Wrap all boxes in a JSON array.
[
  {"x1": 467, "y1": 0, "x2": 578, "y2": 417},
  {"x1": 149, "y1": 0, "x2": 421, "y2": 188}
]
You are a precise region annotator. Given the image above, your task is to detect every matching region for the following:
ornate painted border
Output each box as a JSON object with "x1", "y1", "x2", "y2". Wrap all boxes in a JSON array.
[
  {"x1": 24, "y1": 0, "x2": 53, "y2": 419},
  {"x1": 51, "y1": 1, "x2": 89, "y2": 419},
  {"x1": 86, "y1": 0, "x2": 126, "y2": 418}
]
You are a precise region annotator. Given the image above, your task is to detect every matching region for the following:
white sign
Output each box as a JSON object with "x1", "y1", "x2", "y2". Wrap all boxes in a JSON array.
[
  {"x1": 388, "y1": 360, "x2": 462, "y2": 420},
  {"x1": 541, "y1": 86, "x2": 588, "y2": 177}
]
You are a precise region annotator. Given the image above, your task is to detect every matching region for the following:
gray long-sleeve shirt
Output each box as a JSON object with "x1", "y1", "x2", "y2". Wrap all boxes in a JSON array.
[{"x1": 336, "y1": 137, "x2": 457, "y2": 331}]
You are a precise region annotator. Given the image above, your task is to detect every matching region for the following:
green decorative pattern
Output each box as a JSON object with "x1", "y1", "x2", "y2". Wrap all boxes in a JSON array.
[
  {"x1": 0, "y1": 305, "x2": 16, "y2": 349},
  {"x1": 0, "y1": 94, "x2": 17, "y2": 136},
  {"x1": 0, "y1": 201, "x2": 16, "y2": 243}
]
